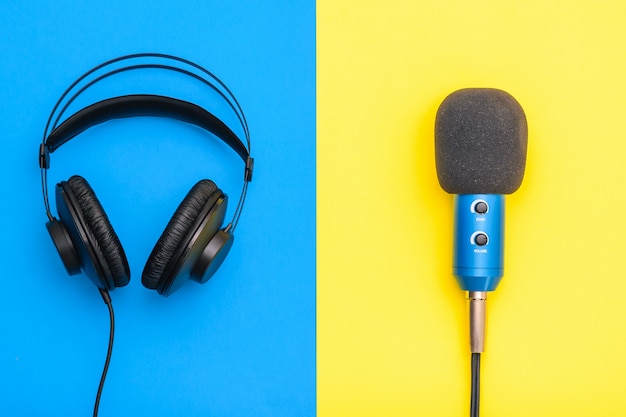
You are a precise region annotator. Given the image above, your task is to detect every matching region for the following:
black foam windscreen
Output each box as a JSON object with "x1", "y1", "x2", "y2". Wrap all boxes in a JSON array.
[{"x1": 435, "y1": 88, "x2": 528, "y2": 194}]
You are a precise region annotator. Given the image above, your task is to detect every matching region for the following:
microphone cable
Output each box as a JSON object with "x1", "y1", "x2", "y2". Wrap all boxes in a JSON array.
[
  {"x1": 94, "y1": 288, "x2": 115, "y2": 417},
  {"x1": 470, "y1": 352, "x2": 480, "y2": 417}
]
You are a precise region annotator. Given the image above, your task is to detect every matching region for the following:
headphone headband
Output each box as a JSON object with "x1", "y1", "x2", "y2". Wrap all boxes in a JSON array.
[
  {"x1": 40, "y1": 54, "x2": 253, "y2": 232},
  {"x1": 43, "y1": 94, "x2": 250, "y2": 162}
]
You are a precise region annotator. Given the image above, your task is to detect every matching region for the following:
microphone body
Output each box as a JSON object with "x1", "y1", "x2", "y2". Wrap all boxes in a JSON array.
[
  {"x1": 453, "y1": 194, "x2": 504, "y2": 292},
  {"x1": 435, "y1": 88, "x2": 527, "y2": 293}
]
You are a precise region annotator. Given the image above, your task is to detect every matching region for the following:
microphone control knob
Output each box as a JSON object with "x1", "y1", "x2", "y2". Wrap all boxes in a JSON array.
[
  {"x1": 474, "y1": 201, "x2": 488, "y2": 214},
  {"x1": 474, "y1": 233, "x2": 488, "y2": 246}
]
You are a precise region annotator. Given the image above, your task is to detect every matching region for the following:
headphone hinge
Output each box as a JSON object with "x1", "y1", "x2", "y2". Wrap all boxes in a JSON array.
[
  {"x1": 245, "y1": 157, "x2": 254, "y2": 182},
  {"x1": 39, "y1": 144, "x2": 50, "y2": 169}
]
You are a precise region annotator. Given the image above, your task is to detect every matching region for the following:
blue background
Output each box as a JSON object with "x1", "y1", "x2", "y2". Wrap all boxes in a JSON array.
[{"x1": 0, "y1": 2, "x2": 315, "y2": 416}]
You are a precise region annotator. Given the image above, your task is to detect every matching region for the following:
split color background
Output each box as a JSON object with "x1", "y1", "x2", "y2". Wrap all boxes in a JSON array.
[
  {"x1": 2, "y1": 1, "x2": 626, "y2": 416},
  {"x1": 318, "y1": 1, "x2": 626, "y2": 416}
]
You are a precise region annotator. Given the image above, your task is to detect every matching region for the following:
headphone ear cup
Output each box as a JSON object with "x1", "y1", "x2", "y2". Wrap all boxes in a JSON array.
[
  {"x1": 52, "y1": 176, "x2": 130, "y2": 290},
  {"x1": 46, "y1": 218, "x2": 82, "y2": 276},
  {"x1": 142, "y1": 179, "x2": 228, "y2": 296}
]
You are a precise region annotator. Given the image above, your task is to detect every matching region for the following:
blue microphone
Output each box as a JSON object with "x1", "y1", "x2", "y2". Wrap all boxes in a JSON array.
[
  {"x1": 453, "y1": 194, "x2": 504, "y2": 292},
  {"x1": 435, "y1": 88, "x2": 528, "y2": 352}
]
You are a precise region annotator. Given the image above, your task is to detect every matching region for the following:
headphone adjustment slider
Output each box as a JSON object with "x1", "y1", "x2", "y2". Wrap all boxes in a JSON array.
[
  {"x1": 39, "y1": 144, "x2": 51, "y2": 169},
  {"x1": 245, "y1": 157, "x2": 254, "y2": 182}
]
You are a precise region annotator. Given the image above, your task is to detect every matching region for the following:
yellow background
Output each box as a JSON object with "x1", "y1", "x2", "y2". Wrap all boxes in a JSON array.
[{"x1": 318, "y1": 1, "x2": 626, "y2": 416}]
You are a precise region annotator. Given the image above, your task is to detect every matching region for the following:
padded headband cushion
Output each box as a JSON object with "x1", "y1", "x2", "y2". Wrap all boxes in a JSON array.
[
  {"x1": 68, "y1": 176, "x2": 130, "y2": 287},
  {"x1": 142, "y1": 180, "x2": 219, "y2": 290},
  {"x1": 45, "y1": 95, "x2": 249, "y2": 162}
]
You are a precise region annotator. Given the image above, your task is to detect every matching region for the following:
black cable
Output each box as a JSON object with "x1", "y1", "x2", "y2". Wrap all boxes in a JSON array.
[
  {"x1": 470, "y1": 352, "x2": 481, "y2": 417},
  {"x1": 94, "y1": 289, "x2": 114, "y2": 417}
]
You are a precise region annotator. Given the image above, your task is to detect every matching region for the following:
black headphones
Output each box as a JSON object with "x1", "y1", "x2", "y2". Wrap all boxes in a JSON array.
[{"x1": 39, "y1": 53, "x2": 254, "y2": 297}]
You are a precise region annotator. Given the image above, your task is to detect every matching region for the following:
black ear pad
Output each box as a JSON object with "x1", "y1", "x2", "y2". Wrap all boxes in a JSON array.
[
  {"x1": 142, "y1": 179, "x2": 229, "y2": 296},
  {"x1": 62, "y1": 176, "x2": 130, "y2": 289}
]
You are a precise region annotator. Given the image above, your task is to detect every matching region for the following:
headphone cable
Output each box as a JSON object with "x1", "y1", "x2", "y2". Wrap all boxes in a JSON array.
[{"x1": 94, "y1": 288, "x2": 115, "y2": 417}]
